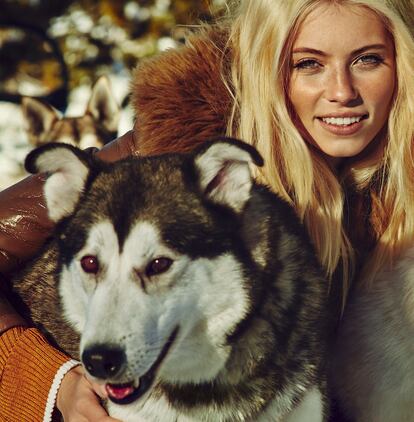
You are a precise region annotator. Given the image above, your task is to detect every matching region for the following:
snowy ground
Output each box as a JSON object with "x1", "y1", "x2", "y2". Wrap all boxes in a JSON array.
[
  {"x1": 0, "y1": 73, "x2": 134, "y2": 191},
  {"x1": 0, "y1": 102, "x2": 29, "y2": 190}
]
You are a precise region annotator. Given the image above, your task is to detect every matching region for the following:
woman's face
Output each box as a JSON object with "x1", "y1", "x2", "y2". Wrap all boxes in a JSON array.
[{"x1": 289, "y1": 4, "x2": 396, "y2": 162}]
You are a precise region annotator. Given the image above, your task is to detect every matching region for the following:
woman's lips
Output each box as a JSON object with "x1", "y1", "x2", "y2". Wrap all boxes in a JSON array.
[{"x1": 317, "y1": 115, "x2": 368, "y2": 136}]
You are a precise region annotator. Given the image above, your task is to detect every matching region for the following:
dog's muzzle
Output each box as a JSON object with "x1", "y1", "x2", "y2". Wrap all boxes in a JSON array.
[{"x1": 82, "y1": 327, "x2": 179, "y2": 405}]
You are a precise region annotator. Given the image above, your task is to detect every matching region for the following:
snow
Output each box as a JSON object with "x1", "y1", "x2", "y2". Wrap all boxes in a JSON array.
[{"x1": 0, "y1": 102, "x2": 31, "y2": 190}]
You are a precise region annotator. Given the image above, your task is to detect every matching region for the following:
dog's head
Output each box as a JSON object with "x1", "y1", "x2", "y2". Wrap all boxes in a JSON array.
[
  {"x1": 22, "y1": 76, "x2": 119, "y2": 148},
  {"x1": 26, "y1": 137, "x2": 264, "y2": 406}
]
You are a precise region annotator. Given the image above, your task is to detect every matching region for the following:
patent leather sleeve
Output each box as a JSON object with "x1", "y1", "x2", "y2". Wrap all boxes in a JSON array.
[{"x1": 0, "y1": 130, "x2": 138, "y2": 276}]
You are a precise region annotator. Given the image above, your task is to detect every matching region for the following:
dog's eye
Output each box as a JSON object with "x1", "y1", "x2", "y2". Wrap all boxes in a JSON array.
[
  {"x1": 80, "y1": 255, "x2": 99, "y2": 274},
  {"x1": 146, "y1": 257, "x2": 173, "y2": 277}
]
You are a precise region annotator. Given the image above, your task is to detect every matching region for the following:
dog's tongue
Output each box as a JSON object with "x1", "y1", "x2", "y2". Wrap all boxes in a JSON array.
[{"x1": 106, "y1": 383, "x2": 136, "y2": 400}]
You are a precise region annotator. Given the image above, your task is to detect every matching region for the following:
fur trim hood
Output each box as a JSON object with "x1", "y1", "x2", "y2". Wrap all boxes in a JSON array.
[{"x1": 131, "y1": 29, "x2": 233, "y2": 156}]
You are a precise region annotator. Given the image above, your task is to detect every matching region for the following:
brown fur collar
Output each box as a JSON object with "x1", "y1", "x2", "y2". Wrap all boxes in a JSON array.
[{"x1": 130, "y1": 29, "x2": 232, "y2": 156}]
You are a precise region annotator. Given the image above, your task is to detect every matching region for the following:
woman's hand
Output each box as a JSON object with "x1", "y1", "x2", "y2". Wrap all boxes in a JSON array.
[{"x1": 56, "y1": 365, "x2": 121, "y2": 422}]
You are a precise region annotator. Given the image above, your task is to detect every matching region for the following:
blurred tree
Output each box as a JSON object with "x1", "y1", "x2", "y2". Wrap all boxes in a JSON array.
[
  {"x1": 0, "y1": 0, "x2": 224, "y2": 110},
  {"x1": 0, "y1": 0, "x2": 74, "y2": 28}
]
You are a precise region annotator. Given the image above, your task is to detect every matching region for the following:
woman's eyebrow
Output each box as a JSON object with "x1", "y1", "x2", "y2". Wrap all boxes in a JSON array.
[
  {"x1": 351, "y1": 44, "x2": 389, "y2": 55},
  {"x1": 292, "y1": 44, "x2": 388, "y2": 56},
  {"x1": 292, "y1": 47, "x2": 327, "y2": 56}
]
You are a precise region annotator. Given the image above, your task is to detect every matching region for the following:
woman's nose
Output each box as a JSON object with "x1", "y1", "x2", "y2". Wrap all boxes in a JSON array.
[{"x1": 324, "y1": 67, "x2": 359, "y2": 104}]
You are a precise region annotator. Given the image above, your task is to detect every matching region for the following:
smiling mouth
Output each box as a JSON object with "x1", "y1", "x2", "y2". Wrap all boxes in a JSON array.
[
  {"x1": 318, "y1": 114, "x2": 368, "y2": 126},
  {"x1": 105, "y1": 327, "x2": 179, "y2": 405}
]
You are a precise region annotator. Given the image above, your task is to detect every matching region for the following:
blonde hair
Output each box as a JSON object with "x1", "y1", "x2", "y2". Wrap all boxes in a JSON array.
[{"x1": 223, "y1": 0, "x2": 414, "y2": 299}]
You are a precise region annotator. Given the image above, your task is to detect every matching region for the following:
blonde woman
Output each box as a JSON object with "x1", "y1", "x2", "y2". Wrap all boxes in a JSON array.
[{"x1": 0, "y1": 0, "x2": 412, "y2": 420}]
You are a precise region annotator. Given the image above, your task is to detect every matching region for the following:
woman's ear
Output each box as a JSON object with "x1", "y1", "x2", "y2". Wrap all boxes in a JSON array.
[
  {"x1": 25, "y1": 143, "x2": 92, "y2": 222},
  {"x1": 192, "y1": 137, "x2": 263, "y2": 213}
]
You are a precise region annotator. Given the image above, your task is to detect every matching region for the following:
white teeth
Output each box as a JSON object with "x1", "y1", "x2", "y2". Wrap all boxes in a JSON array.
[{"x1": 321, "y1": 116, "x2": 363, "y2": 126}]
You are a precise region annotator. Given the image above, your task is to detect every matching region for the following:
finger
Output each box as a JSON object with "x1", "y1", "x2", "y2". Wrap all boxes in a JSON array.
[
  {"x1": 94, "y1": 417, "x2": 122, "y2": 422},
  {"x1": 91, "y1": 382, "x2": 108, "y2": 399},
  {"x1": 77, "y1": 398, "x2": 109, "y2": 419},
  {"x1": 83, "y1": 373, "x2": 108, "y2": 399}
]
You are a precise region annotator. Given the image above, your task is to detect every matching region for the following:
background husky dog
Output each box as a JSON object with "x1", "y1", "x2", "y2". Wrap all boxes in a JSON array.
[
  {"x1": 9, "y1": 138, "x2": 329, "y2": 421},
  {"x1": 332, "y1": 246, "x2": 414, "y2": 422},
  {"x1": 21, "y1": 75, "x2": 120, "y2": 149}
]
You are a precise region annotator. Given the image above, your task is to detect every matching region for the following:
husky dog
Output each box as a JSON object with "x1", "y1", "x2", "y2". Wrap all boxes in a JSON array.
[
  {"x1": 21, "y1": 75, "x2": 120, "y2": 149},
  {"x1": 332, "y1": 246, "x2": 414, "y2": 422},
  {"x1": 10, "y1": 138, "x2": 329, "y2": 421}
]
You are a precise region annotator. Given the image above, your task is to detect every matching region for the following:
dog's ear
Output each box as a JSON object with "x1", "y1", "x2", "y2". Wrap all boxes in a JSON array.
[
  {"x1": 25, "y1": 143, "x2": 92, "y2": 222},
  {"x1": 86, "y1": 75, "x2": 120, "y2": 136},
  {"x1": 193, "y1": 137, "x2": 264, "y2": 212},
  {"x1": 21, "y1": 97, "x2": 61, "y2": 146}
]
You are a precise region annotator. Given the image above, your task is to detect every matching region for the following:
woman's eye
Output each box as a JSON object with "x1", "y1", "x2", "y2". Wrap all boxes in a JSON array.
[
  {"x1": 80, "y1": 255, "x2": 99, "y2": 274},
  {"x1": 146, "y1": 257, "x2": 173, "y2": 277},
  {"x1": 293, "y1": 59, "x2": 321, "y2": 70},
  {"x1": 354, "y1": 54, "x2": 384, "y2": 66}
]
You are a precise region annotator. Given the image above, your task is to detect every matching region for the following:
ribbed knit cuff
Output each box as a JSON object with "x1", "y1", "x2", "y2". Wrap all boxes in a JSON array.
[{"x1": 0, "y1": 326, "x2": 71, "y2": 421}]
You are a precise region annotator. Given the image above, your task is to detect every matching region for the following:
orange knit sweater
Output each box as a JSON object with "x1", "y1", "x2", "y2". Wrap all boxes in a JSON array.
[{"x1": 0, "y1": 326, "x2": 71, "y2": 421}]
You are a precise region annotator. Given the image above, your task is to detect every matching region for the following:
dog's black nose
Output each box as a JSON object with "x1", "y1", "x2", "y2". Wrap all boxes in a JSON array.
[{"x1": 82, "y1": 345, "x2": 126, "y2": 379}]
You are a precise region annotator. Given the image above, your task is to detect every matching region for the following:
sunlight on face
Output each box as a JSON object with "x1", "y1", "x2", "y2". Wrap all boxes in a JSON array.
[{"x1": 289, "y1": 4, "x2": 396, "y2": 164}]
